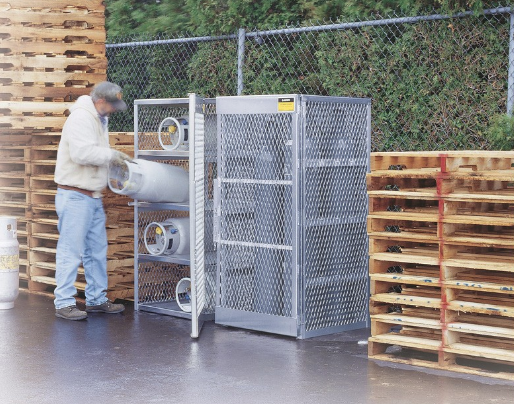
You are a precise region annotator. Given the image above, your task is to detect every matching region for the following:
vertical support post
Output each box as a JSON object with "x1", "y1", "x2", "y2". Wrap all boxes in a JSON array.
[
  {"x1": 508, "y1": 12, "x2": 514, "y2": 115},
  {"x1": 237, "y1": 28, "x2": 245, "y2": 96},
  {"x1": 189, "y1": 94, "x2": 197, "y2": 337},
  {"x1": 133, "y1": 103, "x2": 139, "y2": 310},
  {"x1": 366, "y1": 101, "x2": 372, "y2": 329}
]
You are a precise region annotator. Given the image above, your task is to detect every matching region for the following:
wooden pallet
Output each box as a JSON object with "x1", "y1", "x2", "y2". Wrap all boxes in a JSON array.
[
  {"x1": 0, "y1": 175, "x2": 29, "y2": 189},
  {"x1": 28, "y1": 272, "x2": 134, "y2": 301},
  {"x1": 369, "y1": 339, "x2": 514, "y2": 381},
  {"x1": 0, "y1": 115, "x2": 68, "y2": 131},
  {"x1": 1, "y1": 1, "x2": 106, "y2": 9},
  {"x1": 369, "y1": 309, "x2": 514, "y2": 380},
  {"x1": 31, "y1": 132, "x2": 62, "y2": 146},
  {"x1": 27, "y1": 211, "x2": 135, "y2": 300},
  {"x1": 0, "y1": 160, "x2": 30, "y2": 175},
  {"x1": 0, "y1": 145, "x2": 30, "y2": 160},
  {"x1": 371, "y1": 151, "x2": 514, "y2": 171},
  {"x1": 1, "y1": 8, "x2": 105, "y2": 28},
  {"x1": 368, "y1": 151, "x2": 514, "y2": 380},
  {"x1": 1, "y1": 2, "x2": 115, "y2": 299},
  {"x1": 0, "y1": 0, "x2": 107, "y2": 132},
  {"x1": 0, "y1": 132, "x2": 32, "y2": 146},
  {"x1": 109, "y1": 132, "x2": 135, "y2": 147},
  {"x1": 0, "y1": 188, "x2": 30, "y2": 205},
  {"x1": 1, "y1": 85, "x2": 92, "y2": 103},
  {"x1": 2, "y1": 26, "x2": 105, "y2": 43},
  {"x1": 0, "y1": 204, "x2": 28, "y2": 219}
]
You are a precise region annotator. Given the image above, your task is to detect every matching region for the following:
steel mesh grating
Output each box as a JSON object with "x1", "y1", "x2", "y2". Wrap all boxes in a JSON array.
[
  {"x1": 218, "y1": 112, "x2": 294, "y2": 317},
  {"x1": 201, "y1": 102, "x2": 218, "y2": 313},
  {"x1": 138, "y1": 261, "x2": 189, "y2": 303},
  {"x1": 303, "y1": 100, "x2": 369, "y2": 332},
  {"x1": 219, "y1": 245, "x2": 293, "y2": 316}
]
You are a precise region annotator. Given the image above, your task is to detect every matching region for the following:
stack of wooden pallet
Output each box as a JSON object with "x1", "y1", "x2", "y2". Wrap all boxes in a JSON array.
[
  {"x1": 28, "y1": 133, "x2": 135, "y2": 301},
  {"x1": 1, "y1": 2, "x2": 135, "y2": 301},
  {"x1": 367, "y1": 151, "x2": 514, "y2": 380},
  {"x1": 0, "y1": 145, "x2": 30, "y2": 282}
]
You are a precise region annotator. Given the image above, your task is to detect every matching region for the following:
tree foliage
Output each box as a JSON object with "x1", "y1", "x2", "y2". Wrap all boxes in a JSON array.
[
  {"x1": 106, "y1": 0, "x2": 190, "y2": 37},
  {"x1": 106, "y1": 1, "x2": 512, "y2": 150},
  {"x1": 105, "y1": 0, "x2": 501, "y2": 38}
]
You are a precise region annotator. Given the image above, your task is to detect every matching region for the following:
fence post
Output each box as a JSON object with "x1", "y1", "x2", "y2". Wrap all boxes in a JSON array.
[
  {"x1": 237, "y1": 28, "x2": 245, "y2": 95},
  {"x1": 508, "y1": 12, "x2": 514, "y2": 115}
]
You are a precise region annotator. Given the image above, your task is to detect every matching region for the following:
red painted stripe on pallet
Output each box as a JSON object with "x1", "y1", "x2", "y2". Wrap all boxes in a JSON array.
[{"x1": 440, "y1": 153, "x2": 448, "y2": 173}]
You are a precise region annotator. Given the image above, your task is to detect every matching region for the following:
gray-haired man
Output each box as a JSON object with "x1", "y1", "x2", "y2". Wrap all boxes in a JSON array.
[{"x1": 54, "y1": 82, "x2": 131, "y2": 320}]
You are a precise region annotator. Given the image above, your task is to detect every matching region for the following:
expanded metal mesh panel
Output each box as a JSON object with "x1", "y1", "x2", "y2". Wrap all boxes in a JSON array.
[
  {"x1": 138, "y1": 261, "x2": 189, "y2": 303},
  {"x1": 201, "y1": 102, "x2": 218, "y2": 313},
  {"x1": 219, "y1": 245, "x2": 293, "y2": 316},
  {"x1": 220, "y1": 114, "x2": 292, "y2": 179},
  {"x1": 303, "y1": 99, "x2": 369, "y2": 332},
  {"x1": 193, "y1": 111, "x2": 206, "y2": 319},
  {"x1": 136, "y1": 104, "x2": 189, "y2": 150},
  {"x1": 203, "y1": 103, "x2": 218, "y2": 161},
  {"x1": 218, "y1": 112, "x2": 294, "y2": 317}
]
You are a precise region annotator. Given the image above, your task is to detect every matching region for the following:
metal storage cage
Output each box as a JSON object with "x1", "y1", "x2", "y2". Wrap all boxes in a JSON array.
[
  {"x1": 214, "y1": 94, "x2": 371, "y2": 339},
  {"x1": 132, "y1": 94, "x2": 217, "y2": 338}
]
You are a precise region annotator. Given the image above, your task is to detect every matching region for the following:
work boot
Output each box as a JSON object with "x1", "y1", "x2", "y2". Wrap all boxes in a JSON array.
[
  {"x1": 85, "y1": 300, "x2": 125, "y2": 314},
  {"x1": 55, "y1": 306, "x2": 88, "y2": 321}
]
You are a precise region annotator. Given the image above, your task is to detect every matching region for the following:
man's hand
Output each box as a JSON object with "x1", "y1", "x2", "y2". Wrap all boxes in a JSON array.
[{"x1": 110, "y1": 150, "x2": 132, "y2": 166}]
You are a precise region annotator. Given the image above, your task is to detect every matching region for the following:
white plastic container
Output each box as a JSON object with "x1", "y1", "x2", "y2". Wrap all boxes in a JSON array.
[
  {"x1": 144, "y1": 218, "x2": 190, "y2": 256},
  {"x1": 108, "y1": 159, "x2": 189, "y2": 203},
  {"x1": 0, "y1": 217, "x2": 19, "y2": 309}
]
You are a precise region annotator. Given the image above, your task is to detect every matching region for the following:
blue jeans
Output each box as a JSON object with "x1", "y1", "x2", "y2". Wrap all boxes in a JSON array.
[{"x1": 54, "y1": 189, "x2": 108, "y2": 309}]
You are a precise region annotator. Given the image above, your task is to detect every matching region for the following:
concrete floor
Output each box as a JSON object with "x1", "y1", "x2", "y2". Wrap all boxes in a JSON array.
[{"x1": 1, "y1": 293, "x2": 513, "y2": 404}]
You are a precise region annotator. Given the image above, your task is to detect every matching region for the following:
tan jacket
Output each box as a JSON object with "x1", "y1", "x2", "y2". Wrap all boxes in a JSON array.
[{"x1": 54, "y1": 95, "x2": 114, "y2": 196}]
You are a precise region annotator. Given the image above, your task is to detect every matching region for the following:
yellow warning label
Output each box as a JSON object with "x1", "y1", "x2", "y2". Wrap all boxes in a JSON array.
[
  {"x1": 155, "y1": 227, "x2": 162, "y2": 235},
  {"x1": 0, "y1": 255, "x2": 18, "y2": 271},
  {"x1": 278, "y1": 97, "x2": 295, "y2": 112}
]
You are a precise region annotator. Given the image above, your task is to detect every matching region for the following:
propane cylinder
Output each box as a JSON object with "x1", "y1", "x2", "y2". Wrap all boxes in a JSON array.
[
  {"x1": 0, "y1": 217, "x2": 19, "y2": 309},
  {"x1": 158, "y1": 116, "x2": 189, "y2": 151},
  {"x1": 176, "y1": 277, "x2": 192, "y2": 312},
  {"x1": 108, "y1": 159, "x2": 189, "y2": 203},
  {"x1": 144, "y1": 218, "x2": 190, "y2": 256}
]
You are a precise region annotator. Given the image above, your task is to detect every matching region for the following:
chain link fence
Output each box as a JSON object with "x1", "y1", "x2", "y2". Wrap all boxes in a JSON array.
[{"x1": 107, "y1": 6, "x2": 514, "y2": 151}]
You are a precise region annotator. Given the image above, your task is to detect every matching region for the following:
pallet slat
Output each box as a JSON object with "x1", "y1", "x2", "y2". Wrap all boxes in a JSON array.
[
  {"x1": 2, "y1": 26, "x2": 106, "y2": 42},
  {"x1": 0, "y1": 41, "x2": 105, "y2": 55},
  {"x1": 0, "y1": 9, "x2": 105, "y2": 26},
  {"x1": 0, "y1": 1, "x2": 105, "y2": 10}
]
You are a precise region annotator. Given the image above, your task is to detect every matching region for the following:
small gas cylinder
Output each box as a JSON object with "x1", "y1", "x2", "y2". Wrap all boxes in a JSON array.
[
  {"x1": 0, "y1": 217, "x2": 19, "y2": 309},
  {"x1": 144, "y1": 218, "x2": 190, "y2": 256}
]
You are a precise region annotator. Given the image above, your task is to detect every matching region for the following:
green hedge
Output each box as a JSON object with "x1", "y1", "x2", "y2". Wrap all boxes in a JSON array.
[{"x1": 107, "y1": 13, "x2": 511, "y2": 151}]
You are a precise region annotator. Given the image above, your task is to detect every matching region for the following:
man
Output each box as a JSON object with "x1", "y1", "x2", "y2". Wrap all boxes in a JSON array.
[{"x1": 54, "y1": 81, "x2": 132, "y2": 320}]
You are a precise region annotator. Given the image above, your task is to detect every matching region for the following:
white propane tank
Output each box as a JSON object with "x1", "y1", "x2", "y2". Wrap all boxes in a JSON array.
[
  {"x1": 158, "y1": 116, "x2": 189, "y2": 151},
  {"x1": 176, "y1": 277, "x2": 192, "y2": 312},
  {"x1": 0, "y1": 217, "x2": 19, "y2": 310},
  {"x1": 108, "y1": 159, "x2": 189, "y2": 203},
  {"x1": 144, "y1": 218, "x2": 190, "y2": 256}
]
